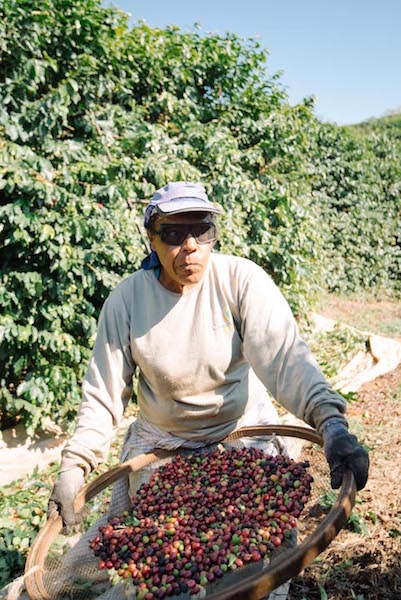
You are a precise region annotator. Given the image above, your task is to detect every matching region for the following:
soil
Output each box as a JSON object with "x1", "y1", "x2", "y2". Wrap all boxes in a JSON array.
[
  {"x1": 318, "y1": 296, "x2": 401, "y2": 341},
  {"x1": 288, "y1": 362, "x2": 401, "y2": 600}
]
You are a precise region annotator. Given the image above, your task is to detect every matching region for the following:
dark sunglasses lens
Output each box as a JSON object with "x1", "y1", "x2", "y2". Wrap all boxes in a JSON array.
[
  {"x1": 159, "y1": 226, "x2": 187, "y2": 245},
  {"x1": 192, "y1": 224, "x2": 216, "y2": 243},
  {"x1": 159, "y1": 224, "x2": 216, "y2": 245}
]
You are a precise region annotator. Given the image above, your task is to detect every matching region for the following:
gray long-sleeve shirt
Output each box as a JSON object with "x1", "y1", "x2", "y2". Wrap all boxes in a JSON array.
[{"x1": 61, "y1": 253, "x2": 346, "y2": 474}]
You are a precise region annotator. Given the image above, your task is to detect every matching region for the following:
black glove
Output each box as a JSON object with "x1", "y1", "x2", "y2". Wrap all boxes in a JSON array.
[
  {"x1": 322, "y1": 419, "x2": 369, "y2": 491},
  {"x1": 48, "y1": 467, "x2": 85, "y2": 532}
]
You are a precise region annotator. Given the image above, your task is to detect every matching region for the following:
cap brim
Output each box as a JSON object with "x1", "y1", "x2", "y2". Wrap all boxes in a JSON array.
[{"x1": 154, "y1": 198, "x2": 224, "y2": 216}]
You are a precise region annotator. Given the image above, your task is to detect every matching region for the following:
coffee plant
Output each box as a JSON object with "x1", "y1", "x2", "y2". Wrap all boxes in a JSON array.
[
  {"x1": 311, "y1": 122, "x2": 401, "y2": 293},
  {"x1": 1, "y1": 0, "x2": 400, "y2": 435}
]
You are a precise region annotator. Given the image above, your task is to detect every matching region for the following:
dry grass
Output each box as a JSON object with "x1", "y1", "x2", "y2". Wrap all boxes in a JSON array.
[
  {"x1": 289, "y1": 362, "x2": 401, "y2": 600},
  {"x1": 317, "y1": 294, "x2": 401, "y2": 340}
]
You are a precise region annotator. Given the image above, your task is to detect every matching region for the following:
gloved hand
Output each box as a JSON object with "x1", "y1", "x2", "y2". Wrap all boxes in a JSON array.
[
  {"x1": 48, "y1": 467, "x2": 85, "y2": 531},
  {"x1": 322, "y1": 419, "x2": 369, "y2": 491}
]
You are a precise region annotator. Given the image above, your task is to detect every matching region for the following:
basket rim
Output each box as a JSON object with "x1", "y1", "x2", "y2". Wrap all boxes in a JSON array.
[{"x1": 24, "y1": 424, "x2": 356, "y2": 600}]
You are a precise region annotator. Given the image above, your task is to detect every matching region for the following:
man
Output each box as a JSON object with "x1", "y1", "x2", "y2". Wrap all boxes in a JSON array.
[{"x1": 49, "y1": 181, "x2": 368, "y2": 594}]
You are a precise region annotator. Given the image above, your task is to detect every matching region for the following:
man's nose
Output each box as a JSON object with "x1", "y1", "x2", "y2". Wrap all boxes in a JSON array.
[{"x1": 181, "y1": 233, "x2": 198, "y2": 251}]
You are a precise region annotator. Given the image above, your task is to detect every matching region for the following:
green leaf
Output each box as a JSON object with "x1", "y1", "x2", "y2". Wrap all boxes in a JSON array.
[
  {"x1": 319, "y1": 585, "x2": 328, "y2": 600},
  {"x1": 39, "y1": 224, "x2": 55, "y2": 242},
  {"x1": 1, "y1": 0, "x2": 400, "y2": 446}
]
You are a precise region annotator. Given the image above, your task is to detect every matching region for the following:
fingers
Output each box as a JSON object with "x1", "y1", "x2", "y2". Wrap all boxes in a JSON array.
[
  {"x1": 47, "y1": 497, "x2": 82, "y2": 533},
  {"x1": 62, "y1": 510, "x2": 83, "y2": 535},
  {"x1": 62, "y1": 504, "x2": 83, "y2": 528},
  {"x1": 330, "y1": 449, "x2": 370, "y2": 491},
  {"x1": 323, "y1": 422, "x2": 370, "y2": 493},
  {"x1": 330, "y1": 465, "x2": 343, "y2": 490},
  {"x1": 350, "y1": 449, "x2": 370, "y2": 491},
  {"x1": 47, "y1": 498, "x2": 59, "y2": 519},
  {"x1": 47, "y1": 468, "x2": 85, "y2": 533}
]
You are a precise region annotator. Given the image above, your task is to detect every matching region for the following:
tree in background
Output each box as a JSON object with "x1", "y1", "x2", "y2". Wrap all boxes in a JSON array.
[{"x1": 1, "y1": 0, "x2": 400, "y2": 435}]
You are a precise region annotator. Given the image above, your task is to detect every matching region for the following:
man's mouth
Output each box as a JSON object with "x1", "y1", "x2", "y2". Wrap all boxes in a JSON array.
[{"x1": 179, "y1": 262, "x2": 201, "y2": 271}]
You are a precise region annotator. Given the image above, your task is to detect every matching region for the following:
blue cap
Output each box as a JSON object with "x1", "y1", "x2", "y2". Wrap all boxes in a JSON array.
[{"x1": 144, "y1": 182, "x2": 224, "y2": 226}]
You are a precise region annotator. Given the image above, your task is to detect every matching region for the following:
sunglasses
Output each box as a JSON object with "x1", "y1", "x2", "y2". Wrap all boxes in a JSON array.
[{"x1": 154, "y1": 223, "x2": 217, "y2": 246}]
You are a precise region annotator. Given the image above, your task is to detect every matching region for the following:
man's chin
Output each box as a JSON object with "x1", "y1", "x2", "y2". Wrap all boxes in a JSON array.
[
  {"x1": 178, "y1": 270, "x2": 203, "y2": 285},
  {"x1": 182, "y1": 274, "x2": 202, "y2": 284}
]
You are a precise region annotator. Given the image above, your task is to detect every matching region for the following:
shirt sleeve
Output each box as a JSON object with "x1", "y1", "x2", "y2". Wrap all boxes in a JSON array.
[
  {"x1": 239, "y1": 263, "x2": 347, "y2": 433},
  {"x1": 61, "y1": 288, "x2": 136, "y2": 475}
]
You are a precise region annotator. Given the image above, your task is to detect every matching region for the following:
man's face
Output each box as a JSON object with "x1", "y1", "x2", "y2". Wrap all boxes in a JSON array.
[{"x1": 147, "y1": 212, "x2": 216, "y2": 293}]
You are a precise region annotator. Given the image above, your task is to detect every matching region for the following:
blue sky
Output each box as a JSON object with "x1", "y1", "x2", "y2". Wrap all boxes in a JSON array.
[{"x1": 109, "y1": 0, "x2": 401, "y2": 125}]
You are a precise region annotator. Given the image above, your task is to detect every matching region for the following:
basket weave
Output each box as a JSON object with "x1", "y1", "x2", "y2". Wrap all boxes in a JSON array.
[{"x1": 25, "y1": 425, "x2": 356, "y2": 600}]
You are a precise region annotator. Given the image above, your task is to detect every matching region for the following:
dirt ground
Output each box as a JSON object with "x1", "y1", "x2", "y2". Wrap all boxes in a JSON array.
[
  {"x1": 318, "y1": 296, "x2": 401, "y2": 341},
  {"x1": 288, "y1": 362, "x2": 401, "y2": 600}
]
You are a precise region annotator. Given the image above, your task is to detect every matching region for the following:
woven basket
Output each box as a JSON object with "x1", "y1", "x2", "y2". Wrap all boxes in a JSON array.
[{"x1": 25, "y1": 425, "x2": 356, "y2": 600}]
